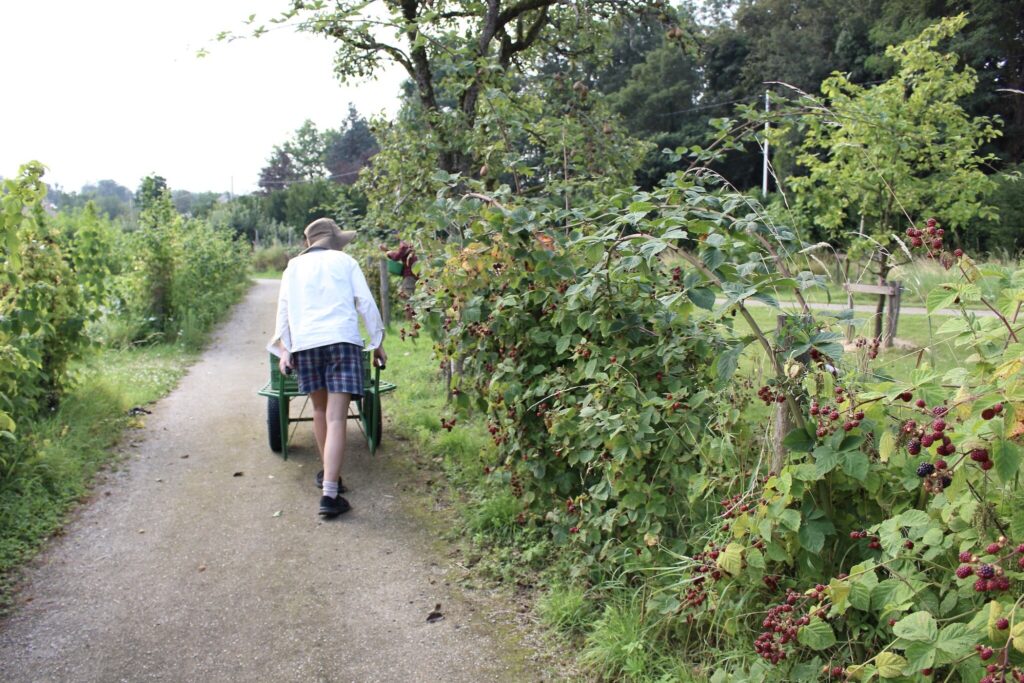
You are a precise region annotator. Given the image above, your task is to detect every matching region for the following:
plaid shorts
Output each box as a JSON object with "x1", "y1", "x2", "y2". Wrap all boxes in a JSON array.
[{"x1": 293, "y1": 342, "x2": 364, "y2": 398}]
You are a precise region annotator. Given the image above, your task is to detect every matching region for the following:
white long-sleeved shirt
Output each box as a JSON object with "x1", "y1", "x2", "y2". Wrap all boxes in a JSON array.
[{"x1": 269, "y1": 249, "x2": 385, "y2": 355}]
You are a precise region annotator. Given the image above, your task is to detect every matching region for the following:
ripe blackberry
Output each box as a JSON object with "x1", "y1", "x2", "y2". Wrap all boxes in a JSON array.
[
  {"x1": 932, "y1": 406, "x2": 948, "y2": 417},
  {"x1": 908, "y1": 439, "x2": 922, "y2": 455},
  {"x1": 916, "y1": 462, "x2": 935, "y2": 477},
  {"x1": 977, "y1": 564, "x2": 995, "y2": 579}
]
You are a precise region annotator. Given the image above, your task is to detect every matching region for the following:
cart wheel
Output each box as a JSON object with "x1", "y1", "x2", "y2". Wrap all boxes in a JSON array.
[{"x1": 267, "y1": 396, "x2": 286, "y2": 452}]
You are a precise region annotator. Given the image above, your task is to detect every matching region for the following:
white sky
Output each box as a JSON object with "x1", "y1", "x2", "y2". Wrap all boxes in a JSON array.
[{"x1": 0, "y1": 1, "x2": 404, "y2": 195}]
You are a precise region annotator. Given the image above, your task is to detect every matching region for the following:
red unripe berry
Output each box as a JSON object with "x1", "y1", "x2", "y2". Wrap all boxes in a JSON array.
[
  {"x1": 981, "y1": 459, "x2": 994, "y2": 471},
  {"x1": 916, "y1": 399, "x2": 927, "y2": 408},
  {"x1": 954, "y1": 249, "x2": 963, "y2": 258},
  {"x1": 997, "y1": 618, "x2": 1010, "y2": 630},
  {"x1": 986, "y1": 542, "x2": 1001, "y2": 555},
  {"x1": 921, "y1": 434, "x2": 935, "y2": 447},
  {"x1": 1017, "y1": 543, "x2": 1024, "y2": 554},
  {"x1": 980, "y1": 647, "x2": 995, "y2": 661},
  {"x1": 900, "y1": 391, "x2": 913, "y2": 401},
  {"x1": 912, "y1": 236, "x2": 924, "y2": 247},
  {"x1": 921, "y1": 669, "x2": 933, "y2": 677},
  {"x1": 994, "y1": 403, "x2": 1004, "y2": 414},
  {"x1": 931, "y1": 238, "x2": 943, "y2": 249},
  {"x1": 904, "y1": 540, "x2": 914, "y2": 549},
  {"x1": 927, "y1": 218, "x2": 937, "y2": 227},
  {"x1": 934, "y1": 459, "x2": 947, "y2": 470},
  {"x1": 959, "y1": 551, "x2": 974, "y2": 563},
  {"x1": 982, "y1": 408, "x2": 995, "y2": 420},
  {"x1": 932, "y1": 419, "x2": 946, "y2": 432},
  {"x1": 974, "y1": 578, "x2": 989, "y2": 592},
  {"x1": 830, "y1": 665, "x2": 844, "y2": 677}
]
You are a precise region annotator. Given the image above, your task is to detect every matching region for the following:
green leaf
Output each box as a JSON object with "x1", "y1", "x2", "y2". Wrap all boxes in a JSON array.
[
  {"x1": 797, "y1": 619, "x2": 836, "y2": 650},
  {"x1": 879, "y1": 430, "x2": 896, "y2": 462},
  {"x1": 813, "y1": 446, "x2": 842, "y2": 477},
  {"x1": 783, "y1": 427, "x2": 816, "y2": 453},
  {"x1": 778, "y1": 508, "x2": 801, "y2": 532},
  {"x1": 896, "y1": 510, "x2": 933, "y2": 529},
  {"x1": 716, "y1": 542, "x2": 744, "y2": 576},
  {"x1": 903, "y1": 641, "x2": 936, "y2": 671},
  {"x1": 714, "y1": 343, "x2": 745, "y2": 384},
  {"x1": 798, "y1": 518, "x2": 829, "y2": 553},
  {"x1": 687, "y1": 287, "x2": 715, "y2": 310},
  {"x1": 875, "y1": 652, "x2": 908, "y2": 679},
  {"x1": 935, "y1": 622, "x2": 980, "y2": 662},
  {"x1": 926, "y1": 286, "x2": 959, "y2": 315},
  {"x1": 893, "y1": 611, "x2": 938, "y2": 642},
  {"x1": 841, "y1": 451, "x2": 869, "y2": 481},
  {"x1": 994, "y1": 441, "x2": 1021, "y2": 484}
]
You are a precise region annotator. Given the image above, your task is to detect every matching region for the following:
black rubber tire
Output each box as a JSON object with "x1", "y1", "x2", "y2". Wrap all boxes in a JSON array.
[{"x1": 267, "y1": 396, "x2": 285, "y2": 453}]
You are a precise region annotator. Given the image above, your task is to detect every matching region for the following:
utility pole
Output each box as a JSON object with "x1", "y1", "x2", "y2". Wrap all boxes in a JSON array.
[{"x1": 762, "y1": 90, "x2": 770, "y2": 198}]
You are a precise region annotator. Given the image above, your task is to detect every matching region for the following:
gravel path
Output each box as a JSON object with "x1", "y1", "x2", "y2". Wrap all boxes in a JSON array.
[{"x1": 0, "y1": 280, "x2": 537, "y2": 683}]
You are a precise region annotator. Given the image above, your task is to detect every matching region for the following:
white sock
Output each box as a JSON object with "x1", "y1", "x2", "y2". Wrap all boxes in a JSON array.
[{"x1": 323, "y1": 480, "x2": 339, "y2": 499}]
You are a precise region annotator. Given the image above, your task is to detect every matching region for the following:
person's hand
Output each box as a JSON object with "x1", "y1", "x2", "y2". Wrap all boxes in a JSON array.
[
  {"x1": 279, "y1": 349, "x2": 294, "y2": 376},
  {"x1": 373, "y1": 346, "x2": 388, "y2": 369}
]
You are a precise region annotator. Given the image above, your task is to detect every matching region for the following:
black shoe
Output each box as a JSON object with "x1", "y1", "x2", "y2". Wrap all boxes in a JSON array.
[
  {"x1": 318, "y1": 494, "x2": 351, "y2": 518},
  {"x1": 316, "y1": 470, "x2": 347, "y2": 493}
]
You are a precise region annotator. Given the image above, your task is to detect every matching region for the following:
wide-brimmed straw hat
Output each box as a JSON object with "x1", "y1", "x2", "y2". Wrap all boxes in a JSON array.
[{"x1": 300, "y1": 218, "x2": 357, "y2": 254}]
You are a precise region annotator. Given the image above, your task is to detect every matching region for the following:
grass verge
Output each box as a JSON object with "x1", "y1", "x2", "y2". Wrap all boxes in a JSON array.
[{"x1": 0, "y1": 344, "x2": 194, "y2": 609}]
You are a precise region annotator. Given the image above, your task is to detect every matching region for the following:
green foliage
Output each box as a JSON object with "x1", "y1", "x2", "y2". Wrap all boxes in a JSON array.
[
  {"x1": 538, "y1": 583, "x2": 595, "y2": 637},
  {"x1": 786, "y1": 15, "x2": 1000, "y2": 245}
]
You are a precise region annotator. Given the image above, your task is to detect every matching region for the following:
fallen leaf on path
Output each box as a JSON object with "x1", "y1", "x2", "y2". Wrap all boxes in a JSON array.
[
  {"x1": 272, "y1": 510, "x2": 282, "y2": 517},
  {"x1": 180, "y1": 454, "x2": 189, "y2": 459},
  {"x1": 138, "y1": 529, "x2": 145, "y2": 534},
  {"x1": 155, "y1": 478, "x2": 163, "y2": 483},
  {"x1": 198, "y1": 565, "x2": 206, "y2": 572},
  {"x1": 426, "y1": 603, "x2": 444, "y2": 623},
  {"x1": 233, "y1": 471, "x2": 244, "y2": 477}
]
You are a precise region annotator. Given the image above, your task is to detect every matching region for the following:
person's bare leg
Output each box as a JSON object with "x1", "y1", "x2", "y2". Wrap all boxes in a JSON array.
[
  {"x1": 322, "y1": 392, "x2": 351, "y2": 489},
  {"x1": 310, "y1": 388, "x2": 328, "y2": 466}
]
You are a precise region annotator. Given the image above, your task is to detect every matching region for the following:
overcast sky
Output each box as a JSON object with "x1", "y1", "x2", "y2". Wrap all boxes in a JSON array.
[{"x1": 0, "y1": 1, "x2": 404, "y2": 195}]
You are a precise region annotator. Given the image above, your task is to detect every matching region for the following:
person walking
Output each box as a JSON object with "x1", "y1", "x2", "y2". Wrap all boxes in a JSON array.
[{"x1": 270, "y1": 218, "x2": 386, "y2": 517}]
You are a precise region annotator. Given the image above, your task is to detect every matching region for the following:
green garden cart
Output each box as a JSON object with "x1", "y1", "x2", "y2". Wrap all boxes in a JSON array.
[{"x1": 258, "y1": 350, "x2": 396, "y2": 458}]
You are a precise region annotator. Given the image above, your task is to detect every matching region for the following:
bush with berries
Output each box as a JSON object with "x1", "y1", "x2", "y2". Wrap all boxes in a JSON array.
[{"x1": 412, "y1": 166, "x2": 1024, "y2": 680}]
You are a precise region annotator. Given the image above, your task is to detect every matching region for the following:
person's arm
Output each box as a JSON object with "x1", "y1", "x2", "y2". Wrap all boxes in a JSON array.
[
  {"x1": 272, "y1": 275, "x2": 294, "y2": 375},
  {"x1": 351, "y1": 262, "x2": 387, "y2": 367}
]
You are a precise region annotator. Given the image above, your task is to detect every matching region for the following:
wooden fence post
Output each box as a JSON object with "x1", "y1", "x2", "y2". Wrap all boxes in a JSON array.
[
  {"x1": 772, "y1": 315, "x2": 810, "y2": 474},
  {"x1": 379, "y1": 258, "x2": 391, "y2": 327},
  {"x1": 885, "y1": 280, "x2": 902, "y2": 348}
]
